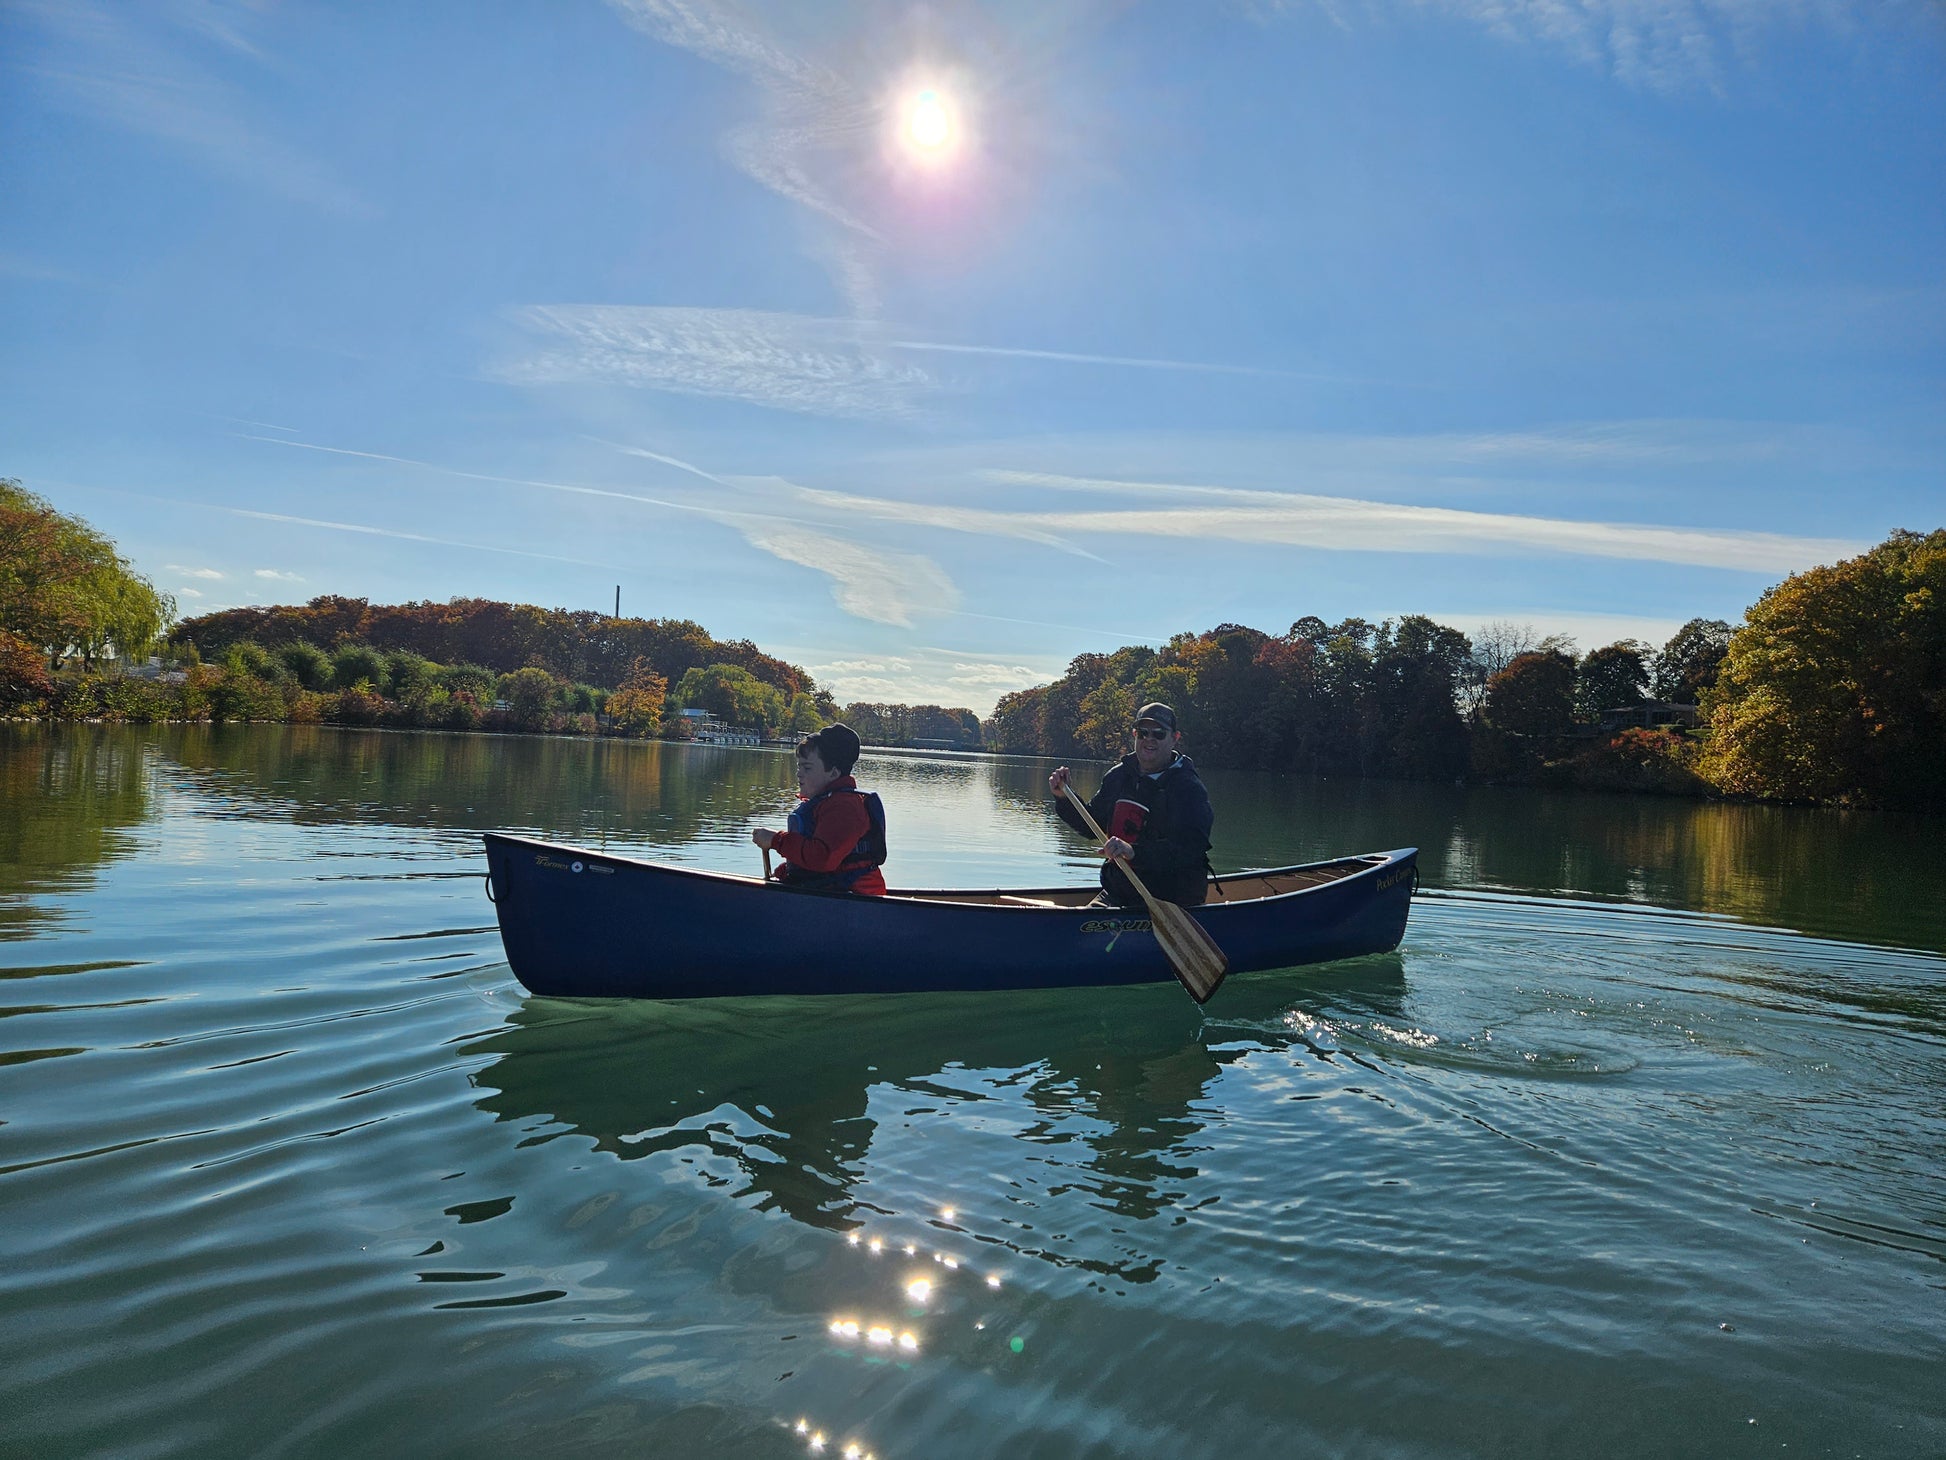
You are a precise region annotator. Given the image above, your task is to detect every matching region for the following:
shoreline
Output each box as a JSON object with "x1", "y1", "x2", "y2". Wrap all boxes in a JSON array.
[{"x1": 11, "y1": 715, "x2": 1928, "y2": 813}]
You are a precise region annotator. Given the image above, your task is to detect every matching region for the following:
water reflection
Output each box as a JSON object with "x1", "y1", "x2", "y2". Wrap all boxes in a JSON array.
[
  {"x1": 155, "y1": 722, "x2": 797, "y2": 851},
  {"x1": 1211, "y1": 772, "x2": 1946, "y2": 952},
  {"x1": 5, "y1": 725, "x2": 1939, "y2": 956},
  {"x1": 0, "y1": 726, "x2": 155, "y2": 941},
  {"x1": 152, "y1": 726, "x2": 1946, "y2": 949},
  {"x1": 464, "y1": 962, "x2": 1408, "y2": 1252}
]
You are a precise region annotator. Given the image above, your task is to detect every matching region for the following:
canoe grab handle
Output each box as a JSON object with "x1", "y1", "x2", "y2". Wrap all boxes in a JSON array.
[{"x1": 483, "y1": 871, "x2": 497, "y2": 905}]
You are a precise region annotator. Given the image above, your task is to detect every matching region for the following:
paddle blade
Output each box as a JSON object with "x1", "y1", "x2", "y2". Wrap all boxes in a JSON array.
[{"x1": 1148, "y1": 899, "x2": 1229, "y2": 1003}]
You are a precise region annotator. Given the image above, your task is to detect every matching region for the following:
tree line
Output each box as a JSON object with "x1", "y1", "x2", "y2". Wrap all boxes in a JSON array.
[
  {"x1": 174, "y1": 595, "x2": 815, "y2": 698},
  {"x1": 985, "y1": 529, "x2": 1944, "y2": 810},
  {"x1": 2, "y1": 478, "x2": 1938, "y2": 807}
]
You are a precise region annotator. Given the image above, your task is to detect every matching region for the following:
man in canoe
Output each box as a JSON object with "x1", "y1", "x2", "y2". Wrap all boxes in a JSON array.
[
  {"x1": 1049, "y1": 702, "x2": 1214, "y2": 907},
  {"x1": 752, "y1": 723, "x2": 888, "y2": 895}
]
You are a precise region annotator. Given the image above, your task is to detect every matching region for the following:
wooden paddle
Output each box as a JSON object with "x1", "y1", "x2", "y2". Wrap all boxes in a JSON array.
[
  {"x1": 1060, "y1": 781, "x2": 1229, "y2": 1004},
  {"x1": 762, "y1": 847, "x2": 773, "y2": 882}
]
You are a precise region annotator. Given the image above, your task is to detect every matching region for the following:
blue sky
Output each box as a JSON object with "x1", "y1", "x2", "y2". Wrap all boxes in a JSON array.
[{"x1": 3, "y1": 0, "x2": 1940, "y2": 709}]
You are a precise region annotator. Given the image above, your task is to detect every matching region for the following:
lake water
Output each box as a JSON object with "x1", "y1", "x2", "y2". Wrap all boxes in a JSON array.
[{"x1": 3, "y1": 724, "x2": 1942, "y2": 1459}]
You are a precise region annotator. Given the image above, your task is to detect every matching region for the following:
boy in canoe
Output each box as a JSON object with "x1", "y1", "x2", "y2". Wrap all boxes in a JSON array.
[
  {"x1": 752, "y1": 723, "x2": 888, "y2": 895},
  {"x1": 1049, "y1": 702, "x2": 1213, "y2": 907}
]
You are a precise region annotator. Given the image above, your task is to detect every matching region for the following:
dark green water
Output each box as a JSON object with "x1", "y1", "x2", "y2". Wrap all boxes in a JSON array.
[{"x1": 3, "y1": 725, "x2": 1942, "y2": 1458}]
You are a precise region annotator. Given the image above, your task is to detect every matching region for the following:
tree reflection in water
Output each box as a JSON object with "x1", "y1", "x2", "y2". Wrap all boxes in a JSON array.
[
  {"x1": 462, "y1": 961, "x2": 1407, "y2": 1277},
  {"x1": 0, "y1": 726, "x2": 154, "y2": 941}
]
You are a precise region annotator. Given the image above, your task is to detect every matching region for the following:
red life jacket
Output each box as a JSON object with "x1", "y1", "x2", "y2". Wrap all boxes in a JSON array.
[{"x1": 782, "y1": 785, "x2": 887, "y2": 893}]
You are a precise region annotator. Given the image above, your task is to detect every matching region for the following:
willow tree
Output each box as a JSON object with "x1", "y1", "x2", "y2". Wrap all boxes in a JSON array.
[{"x1": 0, "y1": 479, "x2": 174, "y2": 669}]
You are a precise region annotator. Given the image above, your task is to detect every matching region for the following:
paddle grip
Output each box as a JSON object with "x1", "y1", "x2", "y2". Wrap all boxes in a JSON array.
[{"x1": 1059, "y1": 782, "x2": 1158, "y2": 904}]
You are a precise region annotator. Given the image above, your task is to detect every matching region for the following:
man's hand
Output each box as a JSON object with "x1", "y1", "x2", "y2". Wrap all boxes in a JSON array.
[
  {"x1": 1048, "y1": 766, "x2": 1071, "y2": 796},
  {"x1": 1101, "y1": 836, "x2": 1134, "y2": 861},
  {"x1": 751, "y1": 828, "x2": 777, "y2": 851}
]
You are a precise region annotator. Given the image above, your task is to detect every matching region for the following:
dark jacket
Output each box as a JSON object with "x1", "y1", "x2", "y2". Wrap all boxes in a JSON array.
[{"x1": 1055, "y1": 753, "x2": 1213, "y2": 906}]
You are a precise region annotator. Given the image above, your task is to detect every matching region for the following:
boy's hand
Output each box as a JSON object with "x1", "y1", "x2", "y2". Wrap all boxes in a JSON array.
[
  {"x1": 1101, "y1": 836, "x2": 1134, "y2": 860},
  {"x1": 751, "y1": 828, "x2": 776, "y2": 851},
  {"x1": 1048, "y1": 767, "x2": 1071, "y2": 796}
]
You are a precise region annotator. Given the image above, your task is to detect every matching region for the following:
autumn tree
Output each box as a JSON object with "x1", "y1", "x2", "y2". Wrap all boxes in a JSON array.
[
  {"x1": 1484, "y1": 651, "x2": 1577, "y2": 738},
  {"x1": 0, "y1": 630, "x2": 53, "y2": 711},
  {"x1": 1702, "y1": 529, "x2": 1945, "y2": 807},
  {"x1": 605, "y1": 657, "x2": 668, "y2": 737}
]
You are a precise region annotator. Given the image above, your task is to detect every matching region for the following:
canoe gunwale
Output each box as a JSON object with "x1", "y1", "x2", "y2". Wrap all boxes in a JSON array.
[
  {"x1": 482, "y1": 832, "x2": 1417, "y2": 998},
  {"x1": 481, "y1": 832, "x2": 1407, "y2": 913}
]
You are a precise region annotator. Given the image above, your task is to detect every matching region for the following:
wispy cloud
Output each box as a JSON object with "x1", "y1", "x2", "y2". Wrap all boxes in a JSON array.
[
  {"x1": 503, "y1": 305, "x2": 1284, "y2": 420},
  {"x1": 756, "y1": 466, "x2": 1858, "y2": 575},
  {"x1": 731, "y1": 472, "x2": 1102, "y2": 559},
  {"x1": 606, "y1": 0, "x2": 882, "y2": 309},
  {"x1": 221, "y1": 507, "x2": 619, "y2": 569},
  {"x1": 883, "y1": 340, "x2": 1278, "y2": 377},
  {"x1": 736, "y1": 527, "x2": 960, "y2": 627},
  {"x1": 253, "y1": 568, "x2": 304, "y2": 581},
  {"x1": 502, "y1": 305, "x2": 936, "y2": 420},
  {"x1": 1272, "y1": 0, "x2": 1886, "y2": 91},
  {"x1": 174, "y1": 586, "x2": 205, "y2": 599},
  {"x1": 15, "y1": 0, "x2": 369, "y2": 213},
  {"x1": 166, "y1": 564, "x2": 225, "y2": 579},
  {"x1": 238, "y1": 432, "x2": 965, "y2": 626}
]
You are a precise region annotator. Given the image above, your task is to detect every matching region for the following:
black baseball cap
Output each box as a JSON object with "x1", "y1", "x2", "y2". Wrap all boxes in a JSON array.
[
  {"x1": 801, "y1": 722, "x2": 862, "y2": 773},
  {"x1": 1133, "y1": 703, "x2": 1178, "y2": 733}
]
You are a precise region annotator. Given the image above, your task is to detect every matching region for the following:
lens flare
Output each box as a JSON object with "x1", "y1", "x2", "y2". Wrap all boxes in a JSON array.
[{"x1": 906, "y1": 89, "x2": 952, "y2": 151}]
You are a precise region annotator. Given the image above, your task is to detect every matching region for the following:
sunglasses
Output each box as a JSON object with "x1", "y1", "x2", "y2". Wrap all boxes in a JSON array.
[{"x1": 1134, "y1": 726, "x2": 1171, "y2": 741}]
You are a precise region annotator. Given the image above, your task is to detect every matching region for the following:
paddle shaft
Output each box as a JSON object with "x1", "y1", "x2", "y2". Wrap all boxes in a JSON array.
[
  {"x1": 762, "y1": 847, "x2": 773, "y2": 881},
  {"x1": 1058, "y1": 780, "x2": 1229, "y2": 1003},
  {"x1": 1059, "y1": 781, "x2": 1162, "y2": 905}
]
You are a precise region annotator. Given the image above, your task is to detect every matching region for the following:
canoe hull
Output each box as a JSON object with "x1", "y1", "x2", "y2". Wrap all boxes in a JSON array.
[{"x1": 482, "y1": 833, "x2": 1416, "y2": 1000}]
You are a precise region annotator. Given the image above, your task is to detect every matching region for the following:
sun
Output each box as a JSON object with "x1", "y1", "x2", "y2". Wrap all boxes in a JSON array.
[{"x1": 901, "y1": 87, "x2": 957, "y2": 161}]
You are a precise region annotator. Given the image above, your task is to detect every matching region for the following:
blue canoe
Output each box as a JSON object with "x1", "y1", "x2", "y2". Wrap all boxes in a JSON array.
[{"x1": 482, "y1": 832, "x2": 1418, "y2": 1000}]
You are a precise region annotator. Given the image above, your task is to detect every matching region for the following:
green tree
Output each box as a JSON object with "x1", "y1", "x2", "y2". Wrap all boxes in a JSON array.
[
  {"x1": 1703, "y1": 529, "x2": 1946, "y2": 807},
  {"x1": 1576, "y1": 642, "x2": 1651, "y2": 718},
  {"x1": 500, "y1": 666, "x2": 563, "y2": 731},
  {"x1": 384, "y1": 650, "x2": 439, "y2": 700},
  {"x1": 223, "y1": 641, "x2": 287, "y2": 683},
  {"x1": 440, "y1": 663, "x2": 497, "y2": 703},
  {"x1": 1074, "y1": 677, "x2": 1137, "y2": 759},
  {"x1": 332, "y1": 643, "x2": 387, "y2": 691},
  {"x1": 984, "y1": 684, "x2": 1048, "y2": 754},
  {"x1": 674, "y1": 663, "x2": 783, "y2": 729},
  {"x1": 279, "y1": 641, "x2": 335, "y2": 690},
  {"x1": 0, "y1": 479, "x2": 174, "y2": 668},
  {"x1": 1653, "y1": 619, "x2": 1732, "y2": 702},
  {"x1": 784, "y1": 691, "x2": 825, "y2": 734}
]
